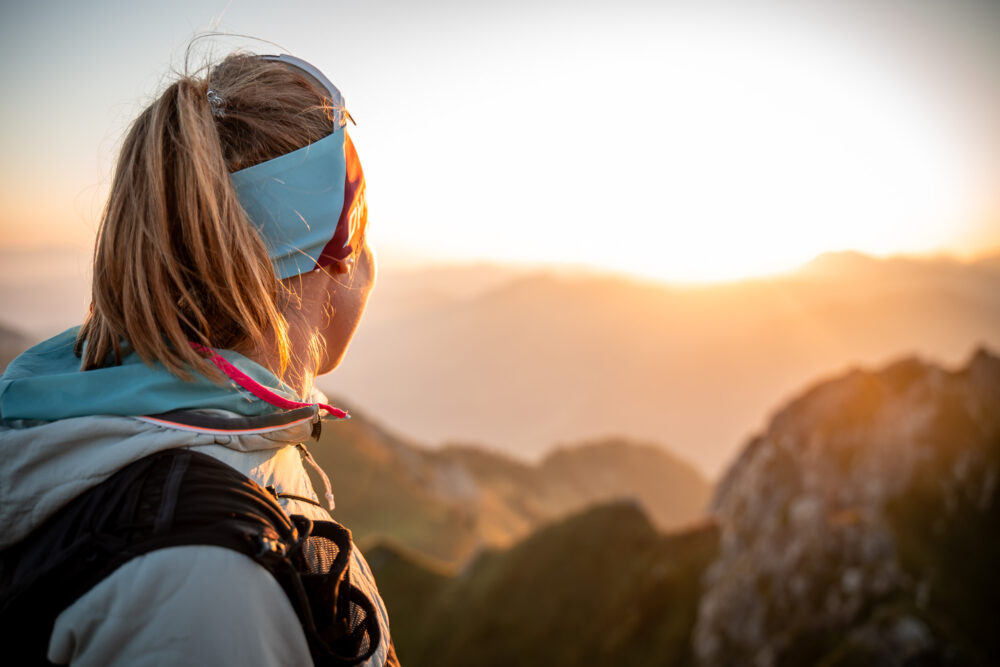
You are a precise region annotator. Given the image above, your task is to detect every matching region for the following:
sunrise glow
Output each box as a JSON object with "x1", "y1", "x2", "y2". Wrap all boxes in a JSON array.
[
  {"x1": 365, "y1": 8, "x2": 992, "y2": 284},
  {"x1": 2, "y1": 1, "x2": 998, "y2": 286}
]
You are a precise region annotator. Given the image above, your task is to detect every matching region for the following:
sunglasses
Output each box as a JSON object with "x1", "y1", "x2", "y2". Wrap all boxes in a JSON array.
[{"x1": 259, "y1": 54, "x2": 355, "y2": 131}]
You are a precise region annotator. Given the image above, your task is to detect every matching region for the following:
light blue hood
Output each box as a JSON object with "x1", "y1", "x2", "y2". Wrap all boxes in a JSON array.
[{"x1": 0, "y1": 327, "x2": 296, "y2": 422}]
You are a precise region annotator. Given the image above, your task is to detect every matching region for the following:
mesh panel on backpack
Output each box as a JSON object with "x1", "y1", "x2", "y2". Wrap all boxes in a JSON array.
[
  {"x1": 292, "y1": 520, "x2": 382, "y2": 666},
  {"x1": 303, "y1": 532, "x2": 341, "y2": 573}
]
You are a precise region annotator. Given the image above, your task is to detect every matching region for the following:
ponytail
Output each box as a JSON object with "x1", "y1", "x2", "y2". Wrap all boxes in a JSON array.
[{"x1": 77, "y1": 55, "x2": 332, "y2": 382}]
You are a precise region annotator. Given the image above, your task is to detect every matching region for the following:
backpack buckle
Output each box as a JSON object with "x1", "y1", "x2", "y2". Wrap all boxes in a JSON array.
[{"x1": 255, "y1": 532, "x2": 289, "y2": 561}]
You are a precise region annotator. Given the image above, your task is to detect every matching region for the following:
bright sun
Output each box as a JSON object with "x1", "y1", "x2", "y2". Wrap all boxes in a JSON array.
[
  {"x1": 590, "y1": 18, "x2": 982, "y2": 283},
  {"x1": 371, "y1": 7, "x2": 989, "y2": 284}
]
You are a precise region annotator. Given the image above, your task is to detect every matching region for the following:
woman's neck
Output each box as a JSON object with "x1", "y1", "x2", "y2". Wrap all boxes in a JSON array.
[{"x1": 238, "y1": 317, "x2": 322, "y2": 399}]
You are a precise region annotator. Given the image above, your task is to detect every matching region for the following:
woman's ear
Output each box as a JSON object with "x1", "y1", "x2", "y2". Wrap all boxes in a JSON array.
[{"x1": 313, "y1": 243, "x2": 376, "y2": 375}]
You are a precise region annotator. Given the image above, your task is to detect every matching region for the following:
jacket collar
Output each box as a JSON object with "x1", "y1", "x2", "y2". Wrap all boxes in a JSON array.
[{"x1": 0, "y1": 327, "x2": 299, "y2": 422}]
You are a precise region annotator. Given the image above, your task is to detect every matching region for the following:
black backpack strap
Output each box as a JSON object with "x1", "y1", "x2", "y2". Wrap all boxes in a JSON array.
[{"x1": 0, "y1": 449, "x2": 381, "y2": 666}]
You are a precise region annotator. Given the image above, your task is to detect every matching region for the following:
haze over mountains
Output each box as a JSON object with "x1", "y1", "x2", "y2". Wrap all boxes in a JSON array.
[
  {"x1": 2, "y1": 248, "x2": 998, "y2": 475},
  {"x1": 323, "y1": 251, "x2": 1000, "y2": 476}
]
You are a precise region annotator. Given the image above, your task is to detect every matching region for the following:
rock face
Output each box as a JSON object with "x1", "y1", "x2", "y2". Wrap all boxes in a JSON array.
[{"x1": 694, "y1": 349, "x2": 1000, "y2": 666}]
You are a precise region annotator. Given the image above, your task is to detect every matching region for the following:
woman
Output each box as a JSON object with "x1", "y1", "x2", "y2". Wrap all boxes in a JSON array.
[{"x1": 0, "y1": 52, "x2": 397, "y2": 665}]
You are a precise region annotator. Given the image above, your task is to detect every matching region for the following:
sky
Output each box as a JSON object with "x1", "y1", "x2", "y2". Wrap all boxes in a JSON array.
[{"x1": 1, "y1": 0, "x2": 999, "y2": 284}]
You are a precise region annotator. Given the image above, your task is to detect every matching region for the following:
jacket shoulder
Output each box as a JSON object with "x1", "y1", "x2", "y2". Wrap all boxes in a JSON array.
[{"x1": 49, "y1": 545, "x2": 312, "y2": 666}]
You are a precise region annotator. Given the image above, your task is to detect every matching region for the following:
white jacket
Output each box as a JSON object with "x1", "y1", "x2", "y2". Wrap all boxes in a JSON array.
[{"x1": 0, "y1": 410, "x2": 392, "y2": 666}]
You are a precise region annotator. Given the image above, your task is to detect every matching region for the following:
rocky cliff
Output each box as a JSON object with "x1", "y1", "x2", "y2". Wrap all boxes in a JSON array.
[{"x1": 694, "y1": 348, "x2": 1000, "y2": 666}]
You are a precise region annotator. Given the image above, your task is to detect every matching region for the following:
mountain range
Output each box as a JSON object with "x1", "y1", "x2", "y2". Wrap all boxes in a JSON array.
[
  {"x1": 368, "y1": 347, "x2": 1000, "y2": 666},
  {"x1": 309, "y1": 406, "x2": 709, "y2": 565},
  {"x1": 322, "y1": 251, "x2": 1000, "y2": 475},
  {"x1": 3, "y1": 248, "x2": 998, "y2": 476}
]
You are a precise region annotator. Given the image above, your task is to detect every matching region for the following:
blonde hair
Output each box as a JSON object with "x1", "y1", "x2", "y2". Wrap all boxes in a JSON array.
[{"x1": 76, "y1": 54, "x2": 334, "y2": 382}]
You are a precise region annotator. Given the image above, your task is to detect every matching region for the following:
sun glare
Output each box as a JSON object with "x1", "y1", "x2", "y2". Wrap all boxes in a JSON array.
[
  {"x1": 3, "y1": 4, "x2": 993, "y2": 287},
  {"x1": 370, "y1": 7, "x2": 989, "y2": 285},
  {"x1": 598, "y1": 18, "x2": 981, "y2": 284}
]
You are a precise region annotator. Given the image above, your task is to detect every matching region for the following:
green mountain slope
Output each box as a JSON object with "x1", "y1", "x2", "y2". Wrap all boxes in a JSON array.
[
  {"x1": 369, "y1": 503, "x2": 718, "y2": 667},
  {"x1": 308, "y1": 408, "x2": 710, "y2": 565}
]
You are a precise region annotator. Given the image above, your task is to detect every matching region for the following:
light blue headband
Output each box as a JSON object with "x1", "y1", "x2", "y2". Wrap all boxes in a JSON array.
[
  {"x1": 231, "y1": 129, "x2": 348, "y2": 280},
  {"x1": 228, "y1": 54, "x2": 357, "y2": 280}
]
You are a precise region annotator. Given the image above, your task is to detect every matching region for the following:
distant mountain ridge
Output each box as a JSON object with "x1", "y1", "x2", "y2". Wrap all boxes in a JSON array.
[
  {"x1": 310, "y1": 405, "x2": 710, "y2": 565},
  {"x1": 4, "y1": 249, "x2": 998, "y2": 476},
  {"x1": 323, "y1": 251, "x2": 1000, "y2": 475}
]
